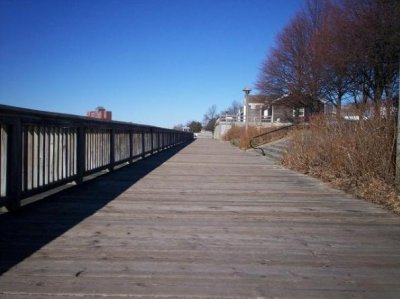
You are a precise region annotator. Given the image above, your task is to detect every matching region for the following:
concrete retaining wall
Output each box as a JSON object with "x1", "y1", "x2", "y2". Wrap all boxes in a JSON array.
[{"x1": 213, "y1": 122, "x2": 292, "y2": 140}]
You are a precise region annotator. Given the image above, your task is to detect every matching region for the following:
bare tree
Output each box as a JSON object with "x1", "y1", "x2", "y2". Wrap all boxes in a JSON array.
[
  {"x1": 257, "y1": 0, "x2": 400, "y2": 118},
  {"x1": 257, "y1": 5, "x2": 326, "y2": 112},
  {"x1": 203, "y1": 105, "x2": 219, "y2": 132},
  {"x1": 312, "y1": 1, "x2": 353, "y2": 118},
  {"x1": 342, "y1": 0, "x2": 400, "y2": 113},
  {"x1": 173, "y1": 123, "x2": 184, "y2": 131},
  {"x1": 225, "y1": 101, "x2": 242, "y2": 115}
]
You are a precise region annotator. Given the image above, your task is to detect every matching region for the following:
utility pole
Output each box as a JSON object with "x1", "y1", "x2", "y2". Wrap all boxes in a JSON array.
[{"x1": 243, "y1": 87, "x2": 251, "y2": 132}]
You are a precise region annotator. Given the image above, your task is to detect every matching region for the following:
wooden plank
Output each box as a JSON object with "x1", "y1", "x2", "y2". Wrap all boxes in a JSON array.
[{"x1": 0, "y1": 139, "x2": 399, "y2": 298}]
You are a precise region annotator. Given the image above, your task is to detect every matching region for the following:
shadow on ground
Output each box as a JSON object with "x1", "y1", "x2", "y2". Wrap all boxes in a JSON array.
[{"x1": 0, "y1": 142, "x2": 191, "y2": 275}]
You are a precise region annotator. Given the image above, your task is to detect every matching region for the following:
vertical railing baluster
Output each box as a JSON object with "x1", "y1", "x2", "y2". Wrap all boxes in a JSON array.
[
  {"x1": 159, "y1": 131, "x2": 161, "y2": 150},
  {"x1": 141, "y1": 129, "x2": 145, "y2": 159},
  {"x1": 23, "y1": 126, "x2": 28, "y2": 192},
  {"x1": 109, "y1": 128, "x2": 115, "y2": 171},
  {"x1": 76, "y1": 126, "x2": 85, "y2": 184},
  {"x1": 6, "y1": 119, "x2": 22, "y2": 210},
  {"x1": 129, "y1": 130, "x2": 133, "y2": 162}
]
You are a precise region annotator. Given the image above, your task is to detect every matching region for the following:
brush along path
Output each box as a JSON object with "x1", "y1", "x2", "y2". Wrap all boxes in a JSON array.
[{"x1": 1, "y1": 139, "x2": 400, "y2": 298}]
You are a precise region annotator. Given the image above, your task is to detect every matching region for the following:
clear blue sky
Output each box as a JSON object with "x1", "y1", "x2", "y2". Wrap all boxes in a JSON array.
[{"x1": 0, "y1": 0, "x2": 302, "y2": 128}]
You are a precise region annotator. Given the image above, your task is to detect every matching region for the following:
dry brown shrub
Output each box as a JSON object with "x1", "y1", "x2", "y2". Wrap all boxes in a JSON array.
[
  {"x1": 223, "y1": 125, "x2": 273, "y2": 149},
  {"x1": 282, "y1": 108, "x2": 399, "y2": 213},
  {"x1": 222, "y1": 125, "x2": 242, "y2": 142}
]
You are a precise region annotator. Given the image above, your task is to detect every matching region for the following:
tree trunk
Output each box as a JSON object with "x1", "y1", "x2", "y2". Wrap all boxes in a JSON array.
[{"x1": 336, "y1": 93, "x2": 342, "y2": 121}]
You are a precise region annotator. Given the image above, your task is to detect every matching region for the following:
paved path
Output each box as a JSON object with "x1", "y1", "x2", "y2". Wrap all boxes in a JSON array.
[{"x1": 1, "y1": 139, "x2": 400, "y2": 298}]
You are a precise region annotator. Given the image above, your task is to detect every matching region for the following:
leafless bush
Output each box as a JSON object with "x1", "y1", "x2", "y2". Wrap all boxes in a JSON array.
[
  {"x1": 223, "y1": 126, "x2": 273, "y2": 150},
  {"x1": 282, "y1": 109, "x2": 399, "y2": 213}
]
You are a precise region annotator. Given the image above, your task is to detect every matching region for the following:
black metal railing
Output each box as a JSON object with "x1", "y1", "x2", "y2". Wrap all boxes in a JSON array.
[{"x1": 0, "y1": 104, "x2": 193, "y2": 210}]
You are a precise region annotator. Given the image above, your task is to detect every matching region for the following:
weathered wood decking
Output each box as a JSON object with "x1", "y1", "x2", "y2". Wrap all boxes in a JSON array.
[{"x1": 1, "y1": 138, "x2": 400, "y2": 298}]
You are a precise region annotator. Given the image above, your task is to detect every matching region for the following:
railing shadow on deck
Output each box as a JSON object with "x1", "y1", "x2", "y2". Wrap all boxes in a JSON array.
[{"x1": 0, "y1": 141, "x2": 192, "y2": 275}]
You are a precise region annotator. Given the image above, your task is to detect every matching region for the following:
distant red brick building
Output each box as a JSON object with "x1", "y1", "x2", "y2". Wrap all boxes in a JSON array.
[{"x1": 87, "y1": 106, "x2": 112, "y2": 121}]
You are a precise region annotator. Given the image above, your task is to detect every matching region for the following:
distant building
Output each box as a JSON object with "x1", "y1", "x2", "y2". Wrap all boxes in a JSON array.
[
  {"x1": 238, "y1": 87, "x2": 294, "y2": 124},
  {"x1": 87, "y1": 106, "x2": 112, "y2": 121},
  {"x1": 238, "y1": 87, "x2": 327, "y2": 124}
]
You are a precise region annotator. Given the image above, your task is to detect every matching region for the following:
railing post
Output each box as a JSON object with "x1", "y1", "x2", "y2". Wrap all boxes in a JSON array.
[
  {"x1": 157, "y1": 131, "x2": 161, "y2": 152},
  {"x1": 109, "y1": 128, "x2": 115, "y2": 171},
  {"x1": 6, "y1": 119, "x2": 22, "y2": 211},
  {"x1": 141, "y1": 129, "x2": 146, "y2": 159},
  {"x1": 76, "y1": 126, "x2": 85, "y2": 184},
  {"x1": 150, "y1": 128, "x2": 154, "y2": 155},
  {"x1": 129, "y1": 130, "x2": 133, "y2": 163}
]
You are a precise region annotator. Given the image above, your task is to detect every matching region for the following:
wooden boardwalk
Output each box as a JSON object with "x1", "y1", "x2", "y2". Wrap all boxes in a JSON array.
[{"x1": 1, "y1": 138, "x2": 400, "y2": 298}]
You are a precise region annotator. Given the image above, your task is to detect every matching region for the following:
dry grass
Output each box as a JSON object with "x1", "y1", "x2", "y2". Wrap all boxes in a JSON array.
[
  {"x1": 282, "y1": 110, "x2": 400, "y2": 214},
  {"x1": 223, "y1": 125, "x2": 273, "y2": 149}
]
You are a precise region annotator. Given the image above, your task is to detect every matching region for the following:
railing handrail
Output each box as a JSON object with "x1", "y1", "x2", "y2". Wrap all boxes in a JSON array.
[
  {"x1": 250, "y1": 124, "x2": 295, "y2": 149},
  {"x1": 251, "y1": 124, "x2": 294, "y2": 141}
]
